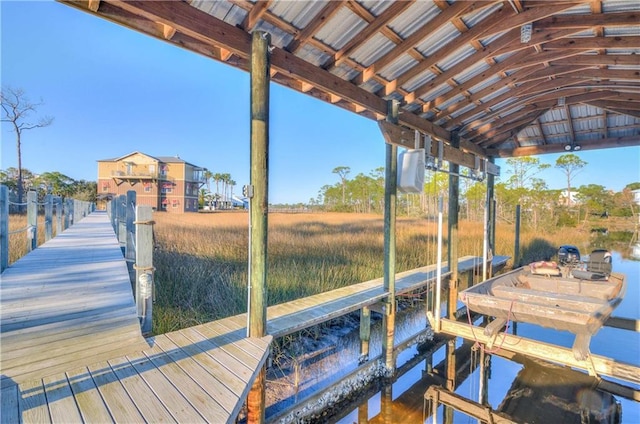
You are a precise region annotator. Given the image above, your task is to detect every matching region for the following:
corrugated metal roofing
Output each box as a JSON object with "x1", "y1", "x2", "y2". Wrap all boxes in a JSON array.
[{"x1": 61, "y1": 0, "x2": 640, "y2": 158}]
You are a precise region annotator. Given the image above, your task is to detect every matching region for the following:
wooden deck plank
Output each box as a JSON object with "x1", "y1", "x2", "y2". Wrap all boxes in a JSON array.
[
  {"x1": 42, "y1": 374, "x2": 83, "y2": 424},
  {"x1": 125, "y1": 351, "x2": 206, "y2": 423},
  {"x1": 66, "y1": 367, "x2": 115, "y2": 423},
  {"x1": 154, "y1": 337, "x2": 240, "y2": 420},
  {"x1": 163, "y1": 330, "x2": 248, "y2": 396},
  {"x1": 17, "y1": 379, "x2": 51, "y2": 424},
  {"x1": 147, "y1": 335, "x2": 233, "y2": 422},
  {"x1": 107, "y1": 355, "x2": 177, "y2": 423},
  {"x1": 1, "y1": 384, "x2": 19, "y2": 424},
  {"x1": 87, "y1": 361, "x2": 146, "y2": 423},
  {"x1": 0, "y1": 211, "x2": 146, "y2": 387},
  {"x1": 178, "y1": 327, "x2": 255, "y2": 384}
]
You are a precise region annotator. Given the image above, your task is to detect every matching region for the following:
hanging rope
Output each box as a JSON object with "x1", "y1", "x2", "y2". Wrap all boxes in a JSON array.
[{"x1": 464, "y1": 298, "x2": 515, "y2": 354}]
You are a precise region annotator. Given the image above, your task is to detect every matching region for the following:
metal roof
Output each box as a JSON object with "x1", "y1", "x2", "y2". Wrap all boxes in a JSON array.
[{"x1": 61, "y1": 0, "x2": 640, "y2": 160}]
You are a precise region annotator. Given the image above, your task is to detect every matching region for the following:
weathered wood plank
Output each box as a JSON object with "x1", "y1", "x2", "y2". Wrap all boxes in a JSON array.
[
  {"x1": 126, "y1": 351, "x2": 206, "y2": 423},
  {"x1": 0, "y1": 211, "x2": 146, "y2": 388},
  {"x1": 139, "y1": 342, "x2": 227, "y2": 423},
  {"x1": 88, "y1": 361, "x2": 146, "y2": 423},
  {"x1": 42, "y1": 374, "x2": 83, "y2": 423},
  {"x1": 17, "y1": 379, "x2": 51, "y2": 424},
  {"x1": 1, "y1": 384, "x2": 19, "y2": 424},
  {"x1": 66, "y1": 367, "x2": 114, "y2": 423},
  {"x1": 439, "y1": 318, "x2": 640, "y2": 385},
  {"x1": 151, "y1": 335, "x2": 236, "y2": 419},
  {"x1": 107, "y1": 355, "x2": 177, "y2": 423}
]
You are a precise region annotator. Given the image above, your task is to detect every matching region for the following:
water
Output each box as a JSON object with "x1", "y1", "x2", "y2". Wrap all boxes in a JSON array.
[{"x1": 334, "y1": 251, "x2": 640, "y2": 423}]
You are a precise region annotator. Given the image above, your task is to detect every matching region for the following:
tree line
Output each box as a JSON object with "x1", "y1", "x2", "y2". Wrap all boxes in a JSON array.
[
  {"x1": 0, "y1": 167, "x2": 97, "y2": 203},
  {"x1": 316, "y1": 157, "x2": 639, "y2": 230}
]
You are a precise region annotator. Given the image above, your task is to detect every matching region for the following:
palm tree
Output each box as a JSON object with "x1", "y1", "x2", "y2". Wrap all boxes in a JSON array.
[{"x1": 203, "y1": 170, "x2": 213, "y2": 193}]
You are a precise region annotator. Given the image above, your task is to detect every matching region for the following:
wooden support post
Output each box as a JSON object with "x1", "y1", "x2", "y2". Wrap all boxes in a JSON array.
[
  {"x1": 514, "y1": 204, "x2": 521, "y2": 267},
  {"x1": 1, "y1": 185, "x2": 8, "y2": 272},
  {"x1": 447, "y1": 131, "x2": 460, "y2": 319},
  {"x1": 486, "y1": 158, "x2": 496, "y2": 278},
  {"x1": 381, "y1": 384, "x2": 393, "y2": 424},
  {"x1": 118, "y1": 195, "x2": 127, "y2": 248},
  {"x1": 359, "y1": 306, "x2": 371, "y2": 363},
  {"x1": 44, "y1": 194, "x2": 53, "y2": 242},
  {"x1": 126, "y1": 190, "x2": 136, "y2": 263},
  {"x1": 68, "y1": 198, "x2": 74, "y2": 226},
  {"x1": 27, "y1": 191, "x2": 37, "y2": 252},
  {"x1": 246, "y1": 30, "x2": 270, "y2": 424},
  {"x1": 382, "y1": 99, "x2": 398, "y2": 377},
  {"x1": 55, "y1": 197, "x2": 62, "y2": 235},
  {"x1": 444, "y1": 338, "x2": 456, "y2": 424},
  {"x1": 135, "y1": 205, "x2": 154, "y2": 336}
]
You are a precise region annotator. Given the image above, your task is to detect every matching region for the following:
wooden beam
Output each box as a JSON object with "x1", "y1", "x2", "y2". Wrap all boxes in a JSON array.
[
  {"x1": 357, "y1": 1, "x2": 492, "y2": 85},
  {"x1": 543, "y1": 36, "x2": 640, "y2": 50},
  {"x1": 565, "y1": 104, "x2": 577, "y2": 143},
  {"x1": 87, "y1": 0, "x2": 100, "y2": 12},
  {"x1": 383, "y1": 3, "x2": 514, "y2": 96},
  {"x1": 487, "y1": 135, "x2": 640, "y2": 157},
  {"x1": 536, "y1": 11, "x2": 640, "y2": 29},
  {"x1": 324, "y1": 1, "x2": 415, "y2": 70},
  {"x1": 286, "y1": 1, "x2": 344, "y2": 53},
  {"x1": 437, "y1": 318, "x2": 640, "y2": 385},
  {"x1": 378, "y1": 120, "x2": 488, "y2": 170},
  {"x1": 242, "y1": 0, "x2": 272, "y2": 32},
  {"x1": 584, "y1": 101, "x2": 640, "y2": 119},
  {"x1": 552, "y1": 55, "x2": 640, "y2": 67},
  {"x1": 161, "y1": 23, "x2": 176, "y2": 40}
]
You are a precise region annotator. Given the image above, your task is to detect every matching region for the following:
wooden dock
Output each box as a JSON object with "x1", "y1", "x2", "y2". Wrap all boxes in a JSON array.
[
  {"x1": 0, "y1": 210, "x2": 509, "y2": 423},
  {"x1": 1, "y1": 212, "x2": 272, "y2": 423}
]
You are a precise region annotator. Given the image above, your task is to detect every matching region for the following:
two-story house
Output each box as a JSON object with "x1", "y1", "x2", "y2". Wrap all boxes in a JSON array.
[{"x1": 97, "y1": 152, "x2": 206, "y2": 213}]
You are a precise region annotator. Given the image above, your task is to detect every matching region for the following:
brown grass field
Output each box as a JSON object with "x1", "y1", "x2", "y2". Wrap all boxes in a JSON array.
[
  {"x1": 7, "y1": 210, "x2": 607, "y2": 335},
  {"x1": 149, "y1": 210, "x2": 592, "y2": 334}
]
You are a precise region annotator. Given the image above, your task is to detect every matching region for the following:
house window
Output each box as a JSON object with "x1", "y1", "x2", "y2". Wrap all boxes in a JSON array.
[
  {"x1": 172, "y1": 199, "x2": 179, "y2": 209},
  {"x1": 161, "y1": 199, "x2": 168, "y2": 210},
  {"x1": 161, "y1": 183, "x2": 173, "y2": 193},
  {"x1": 144, "y1": 183, "x2": 152, "y2": 193},
  {"x1": 102, "y1": 183, "x2": 110, "y2": 192},
  {"x1": 160, "y1": 164, "x2": 168, "y2": 176}
]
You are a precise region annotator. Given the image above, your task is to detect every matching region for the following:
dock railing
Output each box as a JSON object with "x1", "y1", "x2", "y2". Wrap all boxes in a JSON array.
[
  {"x1": 106, "y1": 190, "x2": 155, "y2": 335},
  {"x1": 0, "y1": 185, "x2": 94, "y2": 273}
]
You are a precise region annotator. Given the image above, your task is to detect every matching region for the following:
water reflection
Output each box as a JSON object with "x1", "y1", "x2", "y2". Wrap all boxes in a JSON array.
[{"x1": 332, "y1": 252, "x2": 639, "y2": 424}]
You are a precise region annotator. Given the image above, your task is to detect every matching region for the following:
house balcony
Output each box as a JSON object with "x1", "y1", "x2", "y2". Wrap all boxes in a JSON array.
[{"x1": 111, "y1": 170, "x2": 174, "y2": 182}]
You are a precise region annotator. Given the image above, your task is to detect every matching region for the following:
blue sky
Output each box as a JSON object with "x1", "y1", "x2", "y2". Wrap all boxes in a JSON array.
[{"x1": 2, "y1": 1, "x2": 639, "y2": 204}]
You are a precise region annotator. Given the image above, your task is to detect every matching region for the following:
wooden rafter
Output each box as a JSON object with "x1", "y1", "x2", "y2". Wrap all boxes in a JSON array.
[
  {"x1": 241, "y1": 0, "x2": 272, "y2": 32},
  {"x1": 286, "y1": 1, "x2": 344, "y2": 53},
  {"x1": 323, "y1": 0, "x2": 415, "y2": 71},
  {"x1": 57, "y1": 0, "x2": 640, "y2": 158},
  {"x1": 356, "y1": 1, "x2": 494, "y2": 85}
]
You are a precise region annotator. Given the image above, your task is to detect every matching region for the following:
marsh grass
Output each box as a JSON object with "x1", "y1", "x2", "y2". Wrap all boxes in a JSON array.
[
  {"x1": 6, "y1": 212, "x2": 59, "y2": 265},
  {"x1": 150, "y1": 211, "x2": 590, "y2": 334}
]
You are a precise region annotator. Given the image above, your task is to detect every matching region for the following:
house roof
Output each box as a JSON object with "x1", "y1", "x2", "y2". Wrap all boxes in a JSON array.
[
  {"x1": 97, "y1": 151, "x2": 204, "y2": 169},
  {"x1": 62, "y1": 0, "x2": 640, "y2": 164}
]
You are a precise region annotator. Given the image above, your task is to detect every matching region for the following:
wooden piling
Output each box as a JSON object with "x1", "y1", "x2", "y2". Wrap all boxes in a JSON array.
[
  {"x1": 1, "y1": 186, "x2": 8, "y2": 272},
  {"x1": 126, "y1": 190, "x2": 136, "y2": 263},
  {"x1": 26, "y1": 191, "x2": 37, "y2": 252},
  {"x1": 514, "y1": 204, "x2": 521, "y2": 267},
  {"x1": 44, "y1": 194, "x2": 53, "y2": 241},
  {"x1": 246, "y1": 29, "x2": 270, "y2": 424},
  {"x1": 382, "y1": 99, "x2": 398, "y2": 376},
  {"x1": 55, "y1": 197, "x2": 62, "y2": 235},
  {"x1": 135, "y1": 205, "x2": 154, "y2": 336},
  {"x1": 447, "y1": 131, "x2": 459, "y2": 319},
  {"x1": 359, "y1": 306, "x2": 371, "y2": 361}
]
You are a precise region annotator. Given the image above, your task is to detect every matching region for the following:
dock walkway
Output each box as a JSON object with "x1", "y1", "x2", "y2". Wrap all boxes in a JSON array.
[{"x1": 1, "y1": 212, "x2": 272, "y2": 423}]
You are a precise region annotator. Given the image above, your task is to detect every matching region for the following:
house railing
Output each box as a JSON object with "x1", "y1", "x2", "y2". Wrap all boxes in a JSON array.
[
  {"x1": 0, "y1": 185, "x2": 95, "y2": 273},
  {"x1": 106, "y1": 190, "x2": 155, "y2": 336}
]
